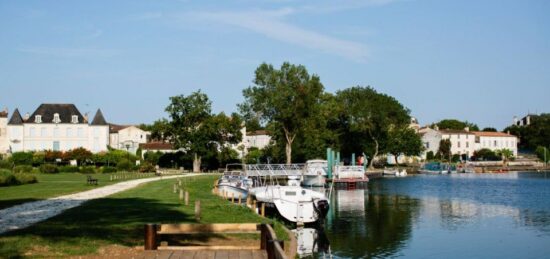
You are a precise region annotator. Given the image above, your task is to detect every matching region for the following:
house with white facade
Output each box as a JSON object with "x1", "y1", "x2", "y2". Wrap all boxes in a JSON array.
[
  {"x1": 418, "y1": 126, "x2": 442, "y2": 159},
  {"x1": 473, "y1": 131, "x2": 518, "y2": 156},
  {"x1": 440, "y1": 128, "x2": 476, "y2": 158},
  {"x1": 6, "y1": 104, "x2": 109, "y2": 153},
  {"x1": 0, "y1": 109, "x2": 9, "y2": 155},
  {"x1": 109, "y1": 124, "x2": 151, "y2": 154},
  {"x1": 244, "y1": 130, "x2": 272, "y2": 150}
]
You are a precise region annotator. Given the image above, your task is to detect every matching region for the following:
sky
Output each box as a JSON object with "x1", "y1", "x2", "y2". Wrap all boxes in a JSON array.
[{"x1": 0, "y1": 0, "x2": 549, "y2": 130}]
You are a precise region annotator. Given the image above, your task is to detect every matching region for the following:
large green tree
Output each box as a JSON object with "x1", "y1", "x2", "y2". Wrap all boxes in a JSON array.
[
  {"x1": 435, "y1": 119, "x2": 479, "y2": 131},
  {"x1": 504, "y1": 114, "x2": 550, "y2": 151},
  {"x1": 335, "y1": 86, "x2": 410, "y2": 168},
  {"x1": 386, "y1": 126, "x2": 424, "y2": 165},
  {"x1": 437, "y1": 139, "x2": 452, "y2": 161},
  {"x1": 165, "y1": 91, "x2": 242, "y2": 172},
  {"x1": 240, "y1": 62, "x2": 324, "y2": 164}
]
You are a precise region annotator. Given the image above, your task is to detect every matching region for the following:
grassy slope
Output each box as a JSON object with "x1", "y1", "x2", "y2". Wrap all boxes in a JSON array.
[
  {"x1": 0, "y1": 172, "x2": 156, "y2": 209},
  {"x1": 0, "y1": 175, "x2": 287, "y2": 258}
]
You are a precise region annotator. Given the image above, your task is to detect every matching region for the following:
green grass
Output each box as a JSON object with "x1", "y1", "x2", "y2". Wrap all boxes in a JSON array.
[
  {"x1": 0, "y1": 172, "x2": 158, "y2": 210},
  {"x1": 0, "y1": 175, "x2": 288, "y2": 258}
]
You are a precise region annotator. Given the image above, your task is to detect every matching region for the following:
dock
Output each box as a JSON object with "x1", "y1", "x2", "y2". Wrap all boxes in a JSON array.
[{"x1": 138, "y1": 249, "x2": 267, "y2": 259}]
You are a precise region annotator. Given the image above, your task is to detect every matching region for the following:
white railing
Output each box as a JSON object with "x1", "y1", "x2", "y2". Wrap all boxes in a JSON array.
[
  {"x1": 334, "y1": 165, "x2": 365, "y2": 179},
  {"x1": 244, "y1": 163, "x2": 305, "y2": 177}
]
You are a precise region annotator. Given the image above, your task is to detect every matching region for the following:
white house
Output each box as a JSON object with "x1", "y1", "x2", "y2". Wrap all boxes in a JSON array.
[
  {"x1": 473, "y1": 131, "x2": 518, "y2": 156},
  {"x1": 109, "y1": 124, "x2": 151, "y2": 154},
  {"x1": 244, "y1": 130, "x2": 272, "y2": 150},
  {"x1": 0, "y1": 109, "x2": 9, "y2": 154},
  {"x1": 6, "y1": 104, "x2": 110, "y2": 153},
  {"x1": 440, "y1": 128, "x2": 476, "y2": 158},
  {"x1": 418, "y1": 127, "x2": 442, "y2": 159}
]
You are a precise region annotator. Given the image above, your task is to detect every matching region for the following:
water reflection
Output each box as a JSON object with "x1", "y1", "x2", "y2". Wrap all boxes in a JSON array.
[{"x1": 293, "y1": 227, "x2": 330, "y2": 258}]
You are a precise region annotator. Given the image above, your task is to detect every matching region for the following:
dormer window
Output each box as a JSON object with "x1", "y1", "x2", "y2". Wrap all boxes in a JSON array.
[
  {"x1": 71, "y1": 115, "x2": 79, "y2": 124},
  {"x1": 53, "y1": 113, "x2": 61, "y2": 124},
  {"x1": 35, "y1": 115, "x2": 42, "y2": 123}
]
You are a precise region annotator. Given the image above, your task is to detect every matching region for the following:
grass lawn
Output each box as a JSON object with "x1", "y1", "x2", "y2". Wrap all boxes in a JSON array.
[
  {"x1": 0, "y1": 175, "x2": 288, "y2": 258},
  {"x1": 0, "y1": 172, "x2": 157, "y2": 210}
]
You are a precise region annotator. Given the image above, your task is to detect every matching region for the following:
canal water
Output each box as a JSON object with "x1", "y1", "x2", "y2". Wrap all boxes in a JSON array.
[{"x1": 310, "y1": 172, "x2": 550, "y2": 258}]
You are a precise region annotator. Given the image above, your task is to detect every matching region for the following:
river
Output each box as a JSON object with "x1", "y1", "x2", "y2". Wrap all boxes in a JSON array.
[{"x1": 306, "y1": 172, "x2": 550, "y2": 258}]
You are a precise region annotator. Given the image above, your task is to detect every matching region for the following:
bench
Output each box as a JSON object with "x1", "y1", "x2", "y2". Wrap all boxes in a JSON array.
[{"x1": 87, "y1": 175, "x2": 98, "y2": 185}]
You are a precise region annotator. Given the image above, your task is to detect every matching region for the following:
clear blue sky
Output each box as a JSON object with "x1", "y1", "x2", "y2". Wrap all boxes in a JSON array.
[{"x1": 1, "y1": 0, "x2": 548, "y2": 130}]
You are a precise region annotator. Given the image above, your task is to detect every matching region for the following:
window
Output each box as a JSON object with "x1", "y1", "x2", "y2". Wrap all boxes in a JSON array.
[
  {"x1": 53, "y1": 141, "x2": 60, "y2": 151},
  {"x1": 54, "y1": 127, "x2": 60, "y2": 137},
  {"x1": 94, "y1": 128, "x2": 99, "y2": 137},
  {"x1": 458, "y1": 142, "x2": 461, "y2": 148},
  {"x1": 425, "y1": 142, "x2": 430, "y2": 148},
  {"x1": 67, "y1": 128, "x2": 73, "y2": 137},
  {"x1": 35, "y1": 115, "x2": 42, "y2": 123},
  {"x1": 466, "y1": 142, "x2": 469, "y2": 148},
  {"x1": 494, "y1": 140, "x2": 497, "y2": 147},
  {"x1": 53, "y1": 113, "x2": 61, "y2": 123},
  {"x1": 30, "y1": 127, "x2": 36, "y2": 137},
  {"x1": 77, "y1": 128, "x2": 84, "y2": 137},
  {"x1": 71, "y1": 115, "x2": 79, "y2": 124},
  {"x1": 475, "y1": 136, "x2": 480, "y2": 143},
  {"x1": 40, "y1": 127, "x2": 47, "y2": 137}
]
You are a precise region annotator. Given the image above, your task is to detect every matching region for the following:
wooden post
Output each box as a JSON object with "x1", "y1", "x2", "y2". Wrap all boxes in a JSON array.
[
  {"x1": 178, "y1": 179, "x2": 181, "y2": 187},
  {"x1": 246, "y1": 196, "x2": 251, "y2": 206},
  {"x1": 195, "y1": 200, "x2": 201, "y2": 221},
  {"x1": 260, "y1": 224, "x2": 267, "y2": 250},
  {"x1": 253, "y1": 200, "x2": 257, "y2": 212},
  {"x1": 179, "y1": 189, "x2": 183, "y2": 203},
  {"x1": 261, "y1": 202, "x2": 265, "y2": 217},
  {"x1": 231, "y1": 192, "x2": 234, "y2": 203},
  {"x1": 185, "y1": 191, "x2": 189, "y2": 206},
  {"x1": 110, "y1": 175, "x2": 113, "y2": 181},
  {"x1": 173, "y1": 184, "x2": 177, "y2": 194},
  {"x1": 144, "y1": 224, "x2": 157, "y2": 250},
  {"x1": 238, "y1": 194, "x2": 242, "y2": 205}
]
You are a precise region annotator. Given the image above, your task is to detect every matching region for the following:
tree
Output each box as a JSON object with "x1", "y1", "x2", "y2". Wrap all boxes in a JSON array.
[
  {"x1": 335, "y1": 86, "x2": 410, "y2": 168},
  {"x1": 437, "y1": 139, "x2": 452, "y2": 161},
  {"x1": 240, "y1": 62, "x2": 324, "y2": 164},
  {"x1": 473, "y1": 148, "x2": 500, "y2": 161},
  {"x1": 495, "y1": 149, "x2": 514, "y2": 162},
  {"x1": 426, "y1": 151, "x2": 435, "y2": 161},
  {"x1": 535, "y1": 146, "x2": 549, "y2": 163},
  {"x1": 434, "y1": 119, "x2": 479, "y2": 131},
  {"x1": 482, "y1": 127, "x2": 497, "y2": 132},
  {"x1": 65, "y1": 147, "x2": 93, "y2": 165},
  {"x1": 386, "y1": 126, "x2": 423, "y2": 165}
]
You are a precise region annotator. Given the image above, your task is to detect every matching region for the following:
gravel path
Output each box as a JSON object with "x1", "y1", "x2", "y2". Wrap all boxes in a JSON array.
[{"x1": 0, "y1": 174, "x2": 200, "y2": 234}]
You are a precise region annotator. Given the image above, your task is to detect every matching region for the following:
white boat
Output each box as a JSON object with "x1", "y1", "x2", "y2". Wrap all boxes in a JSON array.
[
  {"x1": 250, "y1": 185, "x2": 330, "y2": 224},
  {"x1": 217, "y1": 166, "x2": 253, "y2": 199},
  {"x1": 383, "y1": 169, "x2": 408, "y2": 177},
  {"x1": 302, "y1": 160, "x2": 328, "y2": 187}
]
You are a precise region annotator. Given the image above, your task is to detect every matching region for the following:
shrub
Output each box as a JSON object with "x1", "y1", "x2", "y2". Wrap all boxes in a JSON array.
[
  {"x1": 13, "y1": 165, "x2": 34, "y2": 174},
  {"x1": 64, "y1": 147, "x2": 93, "y2": 165},
  {"x1": 117, "y1": 159, "x2": 132, "y2": 171},
  {"x1": 59, "y1": 165, "x2": 80, "y2": 173},
  {"x1": 40, "y1": 164, "x2": 59, "y2": 174},
  {"x1": 0, "y1": 169, "x2": 17, "y2": 186},
  {"x1": 139, "y1": 163, "x2": 156, "y2": 173},
  {"x1": 32, "y1": 151, "x2": 46, "y2": 166},
  {"x1": 426, "y1": 151, "x2": 435, "y2": 161},
  {"x1": 11, "y1": 152, "x2": 34, "y2": 165},
  {"x1": 0, "y1": 159, "x2": 13, "y2": 169},
  {"x1": 14, "y1": 173, "x2": 38, "y2": 184},
  {"x1": 79, "y1": 166, "x2": 97, "y2": 174},
  {"x1": 100, "y1": 166, "x2": 117, "y2": 173}
]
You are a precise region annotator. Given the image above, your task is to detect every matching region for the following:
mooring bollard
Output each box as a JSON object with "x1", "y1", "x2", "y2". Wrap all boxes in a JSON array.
[
  {"x1": 185, "y1": 191, "x2": 189, "y2": 206},
  {"x1": 144, "y1": 223, "x2": 158, "y2": 250},
  {"x1": 173, "y1": 184, "x2": 177, "y2": 194},
  {"x1": 178, "y1": 179, "x2": 181, "y2": 187},
  {"x1": 261, "y1": 202, "x2": 265, "y2": 217},
  {"x1": 238, "y1": 194, "x2": 242, "y2": 205},
  {"x1": 179, "y1": 189, "x2": 184, "y2": 202},
  {"x1": 231, "y1": 192, "x2": 235, "y2": 203},
  {"x1": 195, "y1": 200, "x2": 201, "y2": 221}
]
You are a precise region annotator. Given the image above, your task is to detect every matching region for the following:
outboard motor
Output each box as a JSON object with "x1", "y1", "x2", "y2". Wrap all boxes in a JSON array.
[{"x1": 314, "y1": 199, "x2": 330, "y2": 219}]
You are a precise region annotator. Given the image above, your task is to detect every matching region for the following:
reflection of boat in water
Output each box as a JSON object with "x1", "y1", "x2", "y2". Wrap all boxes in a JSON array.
[
  {"x1": 250, "y1": 185, "x2": 330, "y2": 224},
  {"x1": 302, "y1": 160, "x2": 328, "y2": 187},
  {"x1": 383, "y1": 169, "x2": 408, "y2": 177},
  {"x1": 419, "y1": 162, "x2": 457, "y2": 174},
  {"x1": 216, "y1": 164, "x2": 253, "y2": 199},
  {"x1": 292, "y1": 227, "x2": 331, "y2": 258},
  {"x1": 336, "y1": 189, "x2": 366, "y2": 216}
]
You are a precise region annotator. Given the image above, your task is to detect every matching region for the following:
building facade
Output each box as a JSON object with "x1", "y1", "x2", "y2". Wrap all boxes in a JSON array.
[
  {"x1": 0, "y1": 109, "x2": 9, "y2": 154},
  {"x1": 473, "y1": 131, "x2": 518, "y2": 156},
  {"x1": 5, "y1": 104, "x2": 109, "y2": 153},
  {"x1": 109, "y1": 124, "x2": 151, "y2": 154}
]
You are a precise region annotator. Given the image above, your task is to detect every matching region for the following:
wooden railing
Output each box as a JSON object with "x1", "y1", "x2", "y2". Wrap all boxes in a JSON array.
[{"x1": 144, "y1": 223, "x2": 288, "y2": 259}]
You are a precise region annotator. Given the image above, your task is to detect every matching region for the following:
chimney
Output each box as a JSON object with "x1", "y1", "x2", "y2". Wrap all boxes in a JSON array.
[
  {"x1": 24, "y1": 112, "x2": 30, "y2": 121},
  {"x1": 464, "y1": 127, "x2": 469, "y2": 132},
  {"x1": 507, "y1": 130, "x2": 510, "y2": 135},
  {"x1": 83, "y1": 113, "x2": 89, "y2": 122}
]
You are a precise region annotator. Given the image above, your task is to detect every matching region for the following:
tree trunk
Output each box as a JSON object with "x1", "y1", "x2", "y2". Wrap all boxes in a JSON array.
[
  {"x1": 193, "y1": 153, "x2": 201, "y2": 173},
  {"x1": 283, "y1": 127, "x2": 296, "y2": 165},
  {"x1": 369, "y1": 138, "x2": 379, "y2": 170}
]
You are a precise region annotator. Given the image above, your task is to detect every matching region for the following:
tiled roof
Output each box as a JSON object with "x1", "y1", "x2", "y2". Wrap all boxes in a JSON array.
[
  {"x1": 440, "y1": 129, "x2": 474, "y2": 135},
  {"x1": 8, "y1": 108, "x2": 23, "y2": 125},
  {"x1": 91, "y1": 109, "x2": 108, "y2": 125},
  {"x1": 247, "y1": 130, "x2": 270, "y2": 136},
  {"x1": 473, "y1": 131, "x2": 517, "y2": 138},
  {"x1": 139, "y1": 142, "x2": 174, "y2": 150},
  {"x1": 27, "y1": 104, "x2": 86, "y2": 124},
  {"x1": 109, "y1": 124, "x2": 131, "y2": 133}
]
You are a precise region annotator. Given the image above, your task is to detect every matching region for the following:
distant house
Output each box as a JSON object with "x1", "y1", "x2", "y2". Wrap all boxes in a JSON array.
[
  {"x1": 0, "y1": 109, "x2": 9, "y2": 154},
  {"x1": 418, "y1": 126, "x2": 442, "y2": 159},
  {"x1": 513, "y1": 114, "x2": 537, "y2": 127},
  {"x1": 473, "y1": 131, "x2": 518, "y2": 157},
  {"x1": 439, "y1": 128, "x2": 476, "y2": 158},
  {"x1": 109, "y1": 124, "x2": 151, "y2": 154},
  {"x1": 139, "y1": 142, "x2": 176, "y2": 158},
  {"x1": 244, "y1": 130, "x2": 271, "y2": 150},
  {"x1": 5, "y1": 104, "x2": 109, "y2": 153}
]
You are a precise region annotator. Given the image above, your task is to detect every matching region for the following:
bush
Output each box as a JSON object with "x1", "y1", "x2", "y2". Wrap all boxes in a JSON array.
[
  {"x1": 139, "y1": 163, "x2": 156, "y2": 173},
  {"x1": 13, "y1": 165, "x2": 34, "y2": 174},
  {"x1": 452, "y1": 154, "x2": 461, "y2": 163},
  {"x1": 100, "y1": 166, "x2": 117, "y2": 174},
  {"x1": 0, "y1": 169, "x2": 17, "y2": 186},
  {"x1": 535, "y1": 146, "x2": 549, "y2": 163},
  {"x1": 14, "y1": 173, "x2": 38, "y2": 184},
  {"x1": 40, "y1": 164, "x2": 59, "y2": 174},
  {"x1": 426, "y1": 151, "x2": 435, "y2": 161},
  {"x1": 11, "y1": 152, "x2": 34, "y2": 165},
  {"x1": 32, "y1": 151, "x2": 46, "y2": 166},
  {"x1": 79, "y1": 166, "x2": 97, "y2": 174},
  {"x1": 0, "y1": 159, "x2": 13, "y2": 169},
  {"x1": 117, "y1": 159, "x2": 132, "y2": 171},
  {"x1": 59, "y1": 165, "x2": 80, "y2": 173}
]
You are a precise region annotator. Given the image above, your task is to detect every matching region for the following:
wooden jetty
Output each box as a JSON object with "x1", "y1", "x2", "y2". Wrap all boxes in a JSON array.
[{"x1": 139, "y1": 249, "x2": 267, "y2": 259}]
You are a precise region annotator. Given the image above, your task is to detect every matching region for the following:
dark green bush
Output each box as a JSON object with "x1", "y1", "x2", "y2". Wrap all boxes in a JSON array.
[
  {"x1": 59, "y1": 165, "x2": 80, "y2": 173},
  {"x1": 0, "y1": 159, "x2": 13, "y2": 169},
  {"x1": 14, "y1": 173, "x2": 38, "y2": 185},
  {"x1": 13, "y1": 165, "x2": 34, "y2": 174},
  {"x1": 139, "y1": 163, "x2": 156, "y2": 173},
  {"x1": 79, "y1": 166, "x2": 97, "y2": 174},
  {"x1": 117, "y1": 159, "x2": 132, "y2": 171},
  {"x1": 100, "y1": 166, "x2": 117, "y2": 173},
  {"x1": 39, "y1": 164, "x2": 59, "y2": 174},
  {"x1": 11, "y1": 152, "x2": 34, "y2": 165},
  {"x1": 0, "y1": 169, "x2": 17, "y2": 186}
]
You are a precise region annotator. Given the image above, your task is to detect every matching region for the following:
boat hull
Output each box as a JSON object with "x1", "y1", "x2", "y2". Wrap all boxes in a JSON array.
[
  {"x1": 302, "y1": 175, "x2": 326, "y2": 187},
  {"x1": 218, "y1": 184, "x2": 248, "y2": 199}
]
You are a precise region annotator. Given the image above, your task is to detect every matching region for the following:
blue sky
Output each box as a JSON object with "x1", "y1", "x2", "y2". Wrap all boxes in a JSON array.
[{"x1": 0, "y1": 0, "x2": 548, "y2": 130}]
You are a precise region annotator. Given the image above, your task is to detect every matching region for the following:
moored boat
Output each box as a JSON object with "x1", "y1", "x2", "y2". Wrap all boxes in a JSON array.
[{"x1": 302, "y1": 159, "x2": 328, "y2": 187}]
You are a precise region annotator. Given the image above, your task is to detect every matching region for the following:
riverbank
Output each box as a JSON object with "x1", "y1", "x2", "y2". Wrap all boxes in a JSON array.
[{"x1": 0, "y1": 174, "x2": 288, "y2": 258}]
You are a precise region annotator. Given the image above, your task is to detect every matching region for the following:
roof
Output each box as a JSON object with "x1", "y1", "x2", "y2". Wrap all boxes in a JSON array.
[
  {"x1": 439, "y1": 129, "x2": 474, "y2": 135},
  {"x1": 139, "y1": 142, "x2": 174, "y2": 150},
  {"x1": 247, "y1": 130, "x2": 270, "y2": 136},
  {"x1": 8, "y1": 108, "x2": 23, "y2": 125},
  {"x1": 91, "y1": 109, "x2": 108, "y2": 125},
  {"x1": 27, "y1": 104, "x2": 86, "y2": 124},
  {"x1": 473, "y1": 131, "x2": 517, "y2": 138}
]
